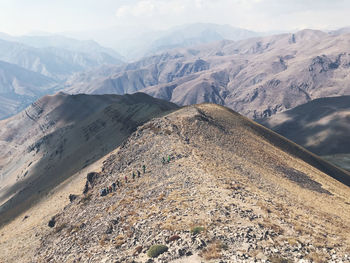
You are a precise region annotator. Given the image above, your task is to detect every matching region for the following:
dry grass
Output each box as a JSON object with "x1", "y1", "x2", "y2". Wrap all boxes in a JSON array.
[
  {"x1": 157, "y1": 192, "x2": 166, "y2": 201},
  {"x1": 200, "y1": 241, "x2": 223, "y2": 260},
  {"x1": 287, "y1": 237, "x2": 298, "y2": 246},
  {"x1": 114, "y1": 234, "x2": 125, "y2": 248},
  {"x1": 168, "y1": 235, "x2": 181, "y2": 242},
  {"x1": 54, "y1": 223, "x2": 67, "y2": 233},
  {"x1": 261, "y1": 219, "x2": 284, "y2": 235},
  {"x1": 306, "y1": 252, "x2": 328, "y2": 263},
  {"x1": 79, "y1": 193, "x2": 92, "y2": 206},
  {"x1": 67, "y1": 224, "x2": 80, "y2": 234},
  {"x1": 133, "y1": 245, "x2": 143, "y2": 255},
  {"x1": 99, "y1": 234, "x2": 109, "y2": 246}
]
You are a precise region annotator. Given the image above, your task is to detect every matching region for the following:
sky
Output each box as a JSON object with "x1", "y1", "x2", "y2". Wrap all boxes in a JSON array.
[{"x1": 1, "y1": 0, "x2": 350, "y2": 36}]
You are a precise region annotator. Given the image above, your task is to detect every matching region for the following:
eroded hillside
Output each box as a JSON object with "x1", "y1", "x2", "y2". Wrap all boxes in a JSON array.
[{"x1": 29, "y1": 104, "x2": 350, "y2": 263}]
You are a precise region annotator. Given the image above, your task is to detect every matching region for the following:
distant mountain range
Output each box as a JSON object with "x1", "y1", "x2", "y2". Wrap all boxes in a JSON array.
[
  {"x1": 0, "y1": 33, "x2": 124, "y2": 61},
  {"x1": 0, "y1": 34, "x2": 124, "y2": 119},
  {"x1": 0, "y1": 38, "x2": 123, "y2": 80},
  {"x1": 0, "y1": 60, "x2": 57, "y2": 119},
  {"x1": 64, "y1": 29, "x2": 350, "y2": 119},
  {"x1": 63, "y1": 23, "x2": 261, "y2": 60},
  {"x1": 3, "y1": 25, "x2": 350, "y2": 122}
]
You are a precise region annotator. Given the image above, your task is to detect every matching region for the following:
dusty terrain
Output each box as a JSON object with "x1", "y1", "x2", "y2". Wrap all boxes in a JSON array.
[
  {"x1": 259, "y1": 96, "x2": 350, "y2": 170},
  {"x1": 0, "y1": 92, "x2": 177, "y2": 227},
  {"x1": 5, "y1": 104, "x2": 347, "y2": 263}
]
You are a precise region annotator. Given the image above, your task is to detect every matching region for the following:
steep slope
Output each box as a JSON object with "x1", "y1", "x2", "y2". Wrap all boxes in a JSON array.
[
  {"x1": 13, "y1": 104, "x2": 349, "y2": 263},
  {"x1": 258, "y1": 96, "x2": 350, "y2": 170},
  {"x1": 0, "y1": 60, "x2": 57, "y2": 119},
  {"x1": 65, "y1": 29, "x2": 350, "y2": 119},
  {"x1": 0, "y1": 92, "x2": 178, "y2": 227}
]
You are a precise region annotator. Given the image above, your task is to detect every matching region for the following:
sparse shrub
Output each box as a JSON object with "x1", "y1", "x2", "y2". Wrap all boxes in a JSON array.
[
  {"x1": 158, "y1": 192, "x2": 165, "y2": 201},
  {"x1": 114, "y1": 234, "x2": 125, "y2": 248},
  {"x1": 67, "y1": 224, "x2": 81, "y2": 234},
  {"x1": 80, "y1": 193, "x2": 92, "y2": 205},
  {"x1": 269, "y1": 255, "x2": 293, "y2": 263},
  {"x1": 54, "y1": 223, "x2": 67, "y2": 233},
  {"x1": 133, "y1": 246, "x2": 143, "y2": 255},
  {"x1": 191, "y1": 226, "x2": 205, "y2": 235},
  {"x1": 147, "y1": 244, "x2": 168, "y2": 258},
  {"x1": 99, "y1": 234, "x2": 109, "y2": 246},
  {"x1": 306, "y1": 252, "x2": 328, "y2": 263},
  {"x1": 48, "y1": 217, "x2": 56, "y2": 228},
  {"x1": 219, "y1": 242, "x2": 229, "y2": 250},
  {"x1": 200, "y1": 242, "x2": 222, "y2": 260},
  {"x1": 69, "y1": 194, "x2": 77, "y2": 202},
  {"x1": 169, "y1": 235, "x2": 181, "y2": 242},
  {"x1": 287, "y1": 237, "x2": 298, "y2": 246}
]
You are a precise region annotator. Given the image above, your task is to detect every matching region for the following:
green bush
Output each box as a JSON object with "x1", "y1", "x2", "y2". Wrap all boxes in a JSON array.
[
  {"x1": 147, "y1": 244, "x2": 169, "y2": 258},
  {"x1": 191, "y1": 226, "x2": 205, "y2": 235}
]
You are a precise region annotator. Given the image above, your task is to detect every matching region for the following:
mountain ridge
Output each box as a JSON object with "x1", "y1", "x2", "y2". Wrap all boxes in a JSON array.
[{"x1": 64, "y1": 29, "x2": 350, "y2": 119}]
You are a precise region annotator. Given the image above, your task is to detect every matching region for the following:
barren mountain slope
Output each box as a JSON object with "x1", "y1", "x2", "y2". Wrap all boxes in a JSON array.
[
  {"x1": 28, "y1": 104, "x2": 350, "y2": 263},
  {"x1": 0, "y1": 92, "x2": 178, "y2": 227},
  {"x1": 65, "y1": 29, "x2": 350, "y2": 118},
  {"x1": 258, "y1": 96, "x2": 350, "y2": 171}
]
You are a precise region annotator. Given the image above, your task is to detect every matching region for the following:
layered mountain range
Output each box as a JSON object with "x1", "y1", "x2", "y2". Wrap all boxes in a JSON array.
[{"x1": 65, "y1": 29, "x2": 350, "y2": 119}]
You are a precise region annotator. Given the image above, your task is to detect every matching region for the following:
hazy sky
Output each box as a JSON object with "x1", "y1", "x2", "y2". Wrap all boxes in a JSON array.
[{"x1": 2, "y1": 0, "x2": 350, "y2": 35}]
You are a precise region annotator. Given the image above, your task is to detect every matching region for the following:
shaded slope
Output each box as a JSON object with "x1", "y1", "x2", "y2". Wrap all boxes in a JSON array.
[
  {"x1": 31, "y1": 104, "x2": 350, "y2": 262},
  {"x1": 0, "y1": 92, "x2": 178, "y2": 227},
  {"x1": 258, "y1": 96, "x2": 350, "y2": 170}
]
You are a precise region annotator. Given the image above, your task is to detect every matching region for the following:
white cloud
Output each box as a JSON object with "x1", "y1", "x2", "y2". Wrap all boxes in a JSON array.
[
  {"x1": 116, "y1": 0, "x2": 187, "y2": 19},
  {"x1": 1, "y1": 0, "x2": 350, "y2": 36}
]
